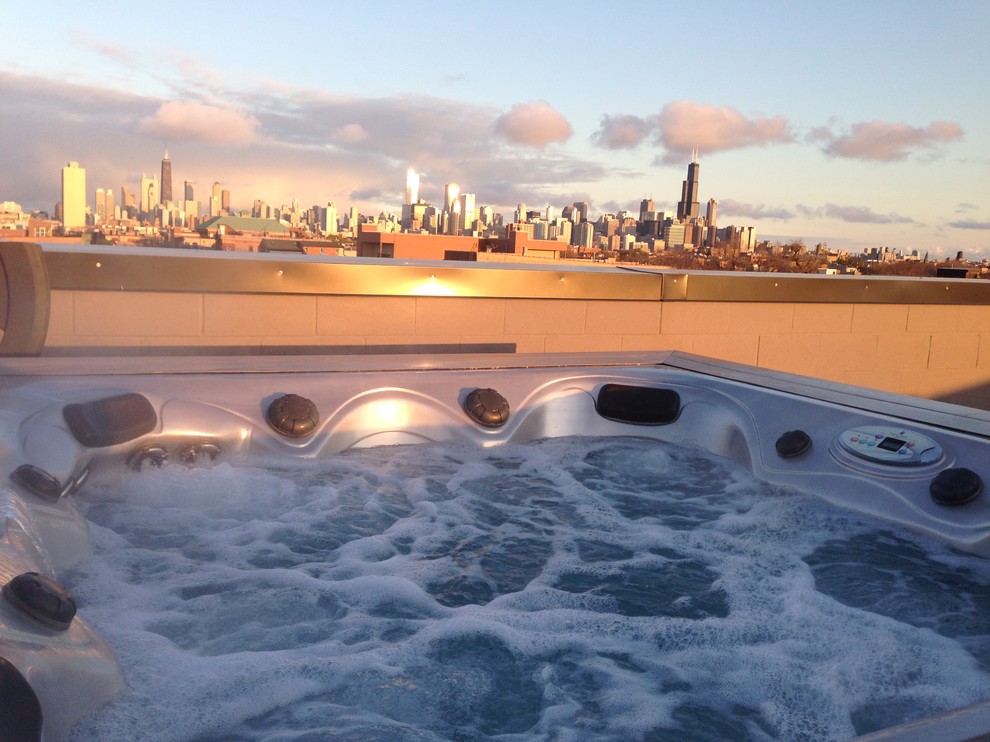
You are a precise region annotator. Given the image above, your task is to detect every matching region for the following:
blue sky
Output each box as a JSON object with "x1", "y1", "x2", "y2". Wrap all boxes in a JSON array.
[{"x1": 1, "y1": 0, "x2": 988, "y2": 257}]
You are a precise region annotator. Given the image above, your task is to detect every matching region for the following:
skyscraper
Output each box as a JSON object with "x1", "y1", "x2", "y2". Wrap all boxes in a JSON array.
[
  {"x1": 94, "y1": 187, "x2": 114, "y2": 225},
  {"x1": 121, "y1": 185, "x2": 135, "y2": 216},
  {"x1": 405, "y1": 168, "x2": 419, "y2": 205},
  {"x1": 450, "y1": 199, "x2": 462, "y2": 236},
  {"x1": 706, "y1": 198, "x2": 718, "y2": 248},
  {"x1": 677, "y1": 149, "x2": 700, "y2": 222},
  {"x1": 401, "y1": 169, "x2": 420, "y2": 230},
  {"x1": 208, "y1": 182, "x2": 221, "y2": 217},
  {"x1": 160, "y1": 148, "x2": 172, "y2": 205},
  {"x1": 184, "y1": 180, "x2": 195, "y2": 201},
  {"x1": 443, "y1": 182, "x2": 460, "y2": 235},
  {"x1": 443, "y1": 183, "x2": 459, "y2": 212},
  {"x1": 61, "y1": 161, "x2": 86, "y2": 229},
  {"x1": 577, "y1": 221, "x2": 595, "y2": 249},
  {"x1": 639, "y1": 198, "x2": 655, "y2": 222},
  {"x1": 140, "y1": 174, "x2": 158, "y2": 215},
  {"x1": 324, "y1": 202, "x2": 338, "y2": 234},
  {"x1": 458, "y1": 193, "x2": 476, "y2": 234},
  {"x1": 95, "y1": 187, "x2": 107, "y2": 224}
]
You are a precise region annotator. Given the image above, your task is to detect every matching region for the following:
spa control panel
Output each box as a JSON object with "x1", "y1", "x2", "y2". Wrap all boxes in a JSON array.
[{"x1": 835, "y1": 425, "x2": 943, "y2": 466}]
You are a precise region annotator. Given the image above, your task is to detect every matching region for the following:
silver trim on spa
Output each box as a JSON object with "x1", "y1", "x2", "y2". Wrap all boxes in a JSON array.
[{"x1": 3, "y1": 350, "x2": 989, "y2": 437}]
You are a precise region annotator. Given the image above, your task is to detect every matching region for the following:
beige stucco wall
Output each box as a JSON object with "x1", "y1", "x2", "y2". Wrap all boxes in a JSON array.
[{"x1": 45, "y1": 289, "x2": 990, "y2": 409}]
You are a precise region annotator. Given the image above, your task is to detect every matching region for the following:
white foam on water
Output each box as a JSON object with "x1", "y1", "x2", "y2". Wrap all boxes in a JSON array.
[{"x1": 62, "y1": 436, "x2": 990, "y2": 741}]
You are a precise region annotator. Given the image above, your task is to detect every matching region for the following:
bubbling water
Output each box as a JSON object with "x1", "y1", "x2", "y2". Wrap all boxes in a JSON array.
[{"x1": 63, "y1": 437, "x2": 990, "y2": 741}]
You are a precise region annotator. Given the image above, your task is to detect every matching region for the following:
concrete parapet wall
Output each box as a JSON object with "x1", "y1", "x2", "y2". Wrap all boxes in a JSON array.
[
  {"x1": 44, "y1": 290, "x2": 990, "y2": 408},
  {"x1": 10, "y1": 245, "x2": 990, "y2": 409}
]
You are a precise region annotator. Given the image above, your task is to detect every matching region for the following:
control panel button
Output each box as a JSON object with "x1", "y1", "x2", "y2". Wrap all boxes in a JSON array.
[{"x1": 835, "y1": 425, "x2": 942, "y2": 466}]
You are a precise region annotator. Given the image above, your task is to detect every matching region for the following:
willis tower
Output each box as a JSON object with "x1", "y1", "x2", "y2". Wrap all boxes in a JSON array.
[{"x1": 677, "y1": 148, "x2": 700, "y2": 221}]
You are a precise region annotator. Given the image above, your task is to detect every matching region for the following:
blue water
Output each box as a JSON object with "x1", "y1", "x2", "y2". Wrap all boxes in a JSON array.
[{"x1": 63, "y1": 437, "x2": 990, "y2": 741}]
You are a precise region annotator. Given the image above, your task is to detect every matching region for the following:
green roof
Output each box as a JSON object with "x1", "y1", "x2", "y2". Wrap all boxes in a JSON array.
[{"x1": 199, "y1": 216, "x2": 290, "y2": 234}]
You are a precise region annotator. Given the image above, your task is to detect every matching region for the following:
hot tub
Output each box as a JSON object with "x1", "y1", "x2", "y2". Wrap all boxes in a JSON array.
[{"x1": 1, "y1": 351, "x2": 988, "y2": 741}]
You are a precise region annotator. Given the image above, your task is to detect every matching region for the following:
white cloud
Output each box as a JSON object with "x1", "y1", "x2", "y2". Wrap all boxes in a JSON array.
[
  {"x1": 494, "y1": 101, "x2": 573, "y2": 148},
  {"x1": 592, "y1": 114, "x2": 651, "y2": 149},
  {"x1": 824, "y1": 203, "x2": 914, "y2": 224},
  {"x1": 718, "y1": 198, "x2": 794, "y2": 221},
  {"x1": 656, "y1": 101, "x2": 792, "y2": 161},
  {"x1": 331, "y1": 123, "x2": 368, "y2": 144},
  {"x1": 821, "y1": 120, "x2": 963, "y2": 161},
  {"x1": 138, "y1": 101, "x2": 260, "y2": 144}
]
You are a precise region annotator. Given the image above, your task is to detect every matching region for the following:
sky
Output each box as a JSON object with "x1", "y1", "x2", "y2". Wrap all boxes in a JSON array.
[{"x1": 1, "y1": 0, "x2": 988, "y2": 257}]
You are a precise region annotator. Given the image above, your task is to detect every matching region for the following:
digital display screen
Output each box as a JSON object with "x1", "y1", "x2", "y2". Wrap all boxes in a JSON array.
[{"x1": 878, "y1": 437, "x2": 906, "y2": 452}]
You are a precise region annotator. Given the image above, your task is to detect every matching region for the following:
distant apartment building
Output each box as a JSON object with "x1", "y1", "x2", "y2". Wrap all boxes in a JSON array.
[
  {"x1": 663, "y1": 222, "x2": 687, "y2": 249},
  {"x1": 639, "y1": 198, "x2": 655, "y2": 222},
  {"x1": 597, "y1": 215, "x2": 619, "y2": 239},
  {"x1": 0, "y1": 201, "x2": 59, "y2": 239},
  {"x1": 576, "y1": 222, "x2": 595, "y2": 249},
  {"x1": 572, "y1": 202, "x2": 588, "y2": 224},
  {"x1": 0, "y1": 201, "x2": 27, "y2": 231},
  {"x1": 717, "y1": 225, "x2": 758, "y2": 252},
  {"x1": 324, "y1": 202, "x2": 339, "y2": 234},
  {"x1": 357, "y1": 222, "x2": 478, "y2": 260},
  {"x1": 94, "y1": 187, "x2": 114, "y2": 225},
  {"x1": 355, "y1": 222, "x2": 565, "y2": 261},
  {"x1": 61, "y1": 161, "x2": 86, "y2": 229},
  {"x1": 121, "y1": 185, "x2": 136, "y2": 217}
]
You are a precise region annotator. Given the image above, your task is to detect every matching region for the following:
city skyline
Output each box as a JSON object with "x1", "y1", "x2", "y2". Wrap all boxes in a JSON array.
[{"x1": 1, "y1": 1, "x2": 988, "y2": 257}]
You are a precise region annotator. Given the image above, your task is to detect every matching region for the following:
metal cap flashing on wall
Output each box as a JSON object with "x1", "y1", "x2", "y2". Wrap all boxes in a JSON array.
[
  {"x1": 655, "y1": 269, "x2": 990, "y2": 304},
  {"x1": 40, "y1": 245, "x2": 662, "y2": 301},
  {"x1": 25, "y1": 243, "x2": 990, "y2": 306}
]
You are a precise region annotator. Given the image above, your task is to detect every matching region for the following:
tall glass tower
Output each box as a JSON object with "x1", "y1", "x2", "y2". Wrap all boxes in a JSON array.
[
  {"x1": 160, "y1": 147, "x2": 173, "y2": 205},
  {"x1": 405, "y1": 168, "x2": 419, "y2": 205},
  {"x1": 443, "y1": 182, "x2": 460, "y2": 235},
  {"x1": 677, "y1": 149, "x2": 700, "y2": 222}
]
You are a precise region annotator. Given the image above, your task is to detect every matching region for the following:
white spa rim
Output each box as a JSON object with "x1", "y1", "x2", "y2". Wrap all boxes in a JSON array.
[{"x1": 0, "y1": 351, "x2": 988, "y2": 741}]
